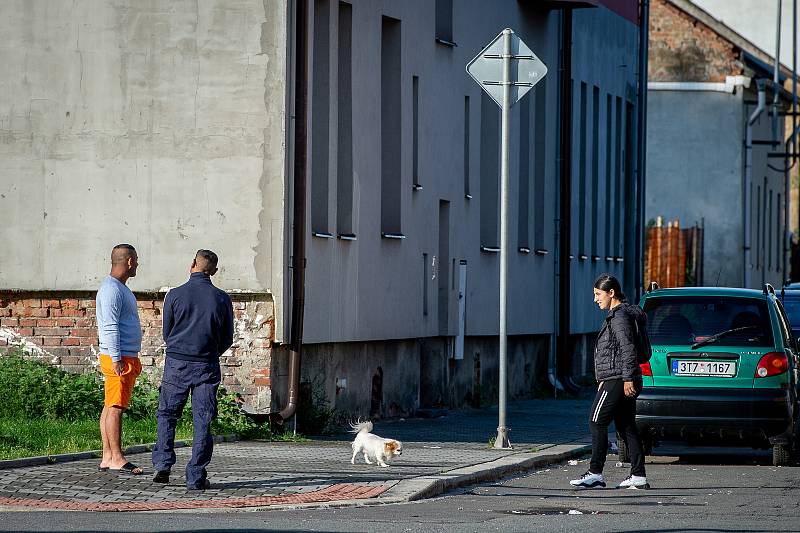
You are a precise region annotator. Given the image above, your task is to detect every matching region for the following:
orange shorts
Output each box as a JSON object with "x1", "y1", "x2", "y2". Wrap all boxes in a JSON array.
[{"x1": 99, "y1": 355, "x2": 142, "y2": 408}]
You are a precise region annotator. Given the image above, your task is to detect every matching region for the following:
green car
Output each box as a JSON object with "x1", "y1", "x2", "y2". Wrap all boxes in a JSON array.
[{"x1": 633, "y1": 283, "x2": 799, "y2": 466}]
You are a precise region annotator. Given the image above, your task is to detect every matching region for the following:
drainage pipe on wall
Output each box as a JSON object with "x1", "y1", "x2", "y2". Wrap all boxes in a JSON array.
[
  {"x1": 636, "y1": 0, "x2": 650, "y2": 300},
  {"x1": 773, "y1": 1, "x2": 788, "y2": 283},
  {"x1": 273, "y1": 0, "x2": 308, "y2": 425},
  {"x1": 744, "y1": 80, "x2": 767, "y2": 288},
  {"x1": 773, "y1": 0, "x2": 783, "y2": 146},
  {"x1": 791, "y1": 0, "x2": 797, "y2": 282},
  {"x1": 554, "y1": 7, "x2": 575, "y2": 395}
]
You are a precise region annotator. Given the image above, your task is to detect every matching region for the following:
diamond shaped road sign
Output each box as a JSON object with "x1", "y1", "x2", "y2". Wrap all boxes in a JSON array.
[{"x1": 466, "y1": 29, "x2": 547, "y2": 108}]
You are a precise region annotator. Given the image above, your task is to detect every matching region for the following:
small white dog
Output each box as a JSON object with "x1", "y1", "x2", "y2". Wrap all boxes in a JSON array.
[{"x1": 349, "y1": 421, "x2": 403, "y2": 467}]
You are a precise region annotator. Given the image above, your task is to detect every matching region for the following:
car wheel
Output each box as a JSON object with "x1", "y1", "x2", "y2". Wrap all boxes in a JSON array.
[
  {"x1": 617, "y1": 433, "x2": 630, "y2": 463},
  {"x1": 773, "y1": 443, "x2": 791, "y2": 466}
]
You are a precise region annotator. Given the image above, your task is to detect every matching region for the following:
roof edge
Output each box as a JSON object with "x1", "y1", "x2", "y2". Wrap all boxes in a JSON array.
[{"x1": 665, "y1": 0, "x2": 792, "y2": 78}]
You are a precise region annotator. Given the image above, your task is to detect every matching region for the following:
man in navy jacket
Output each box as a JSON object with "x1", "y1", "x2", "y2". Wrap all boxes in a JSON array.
[{"x1": 152, "y1": 249, "x2": 234, "y2": 489}]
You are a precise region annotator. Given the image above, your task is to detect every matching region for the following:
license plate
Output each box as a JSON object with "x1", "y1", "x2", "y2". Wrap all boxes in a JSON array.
[{"x1": 671, "y1": 360, "x2": 736, "y2": 377}]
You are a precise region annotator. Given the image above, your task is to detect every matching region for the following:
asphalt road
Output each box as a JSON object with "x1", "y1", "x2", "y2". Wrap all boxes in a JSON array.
[{"x1": 3, "y1": 448, "x2": 800, "y2": 533}]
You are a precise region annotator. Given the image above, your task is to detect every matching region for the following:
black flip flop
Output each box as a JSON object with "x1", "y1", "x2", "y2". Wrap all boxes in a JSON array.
[
  {"x1": 98, "y1": 466, "x2": 109, "y2": 471},
  {"x1": 111, "y1": 462, "x2": 143, "y2": 475}
]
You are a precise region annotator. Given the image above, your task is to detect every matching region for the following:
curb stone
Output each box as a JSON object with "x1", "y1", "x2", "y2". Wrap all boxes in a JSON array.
[
  {"x1": 379, "y1": 443, "x2": 591, "y2": 503},
  {"x1": 0, "y1": 434, "x2": 239, "y2": 470}
]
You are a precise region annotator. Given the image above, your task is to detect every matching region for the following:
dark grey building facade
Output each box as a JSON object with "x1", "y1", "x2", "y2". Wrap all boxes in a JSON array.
[{"x1": 274, "y1": 0, "x2": 648, "y2": 418}]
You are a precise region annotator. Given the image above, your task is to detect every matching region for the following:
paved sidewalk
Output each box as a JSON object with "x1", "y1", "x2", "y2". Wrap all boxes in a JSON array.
[{"x1": 0, "y1": 398, "x2": 592, "y2": 512}]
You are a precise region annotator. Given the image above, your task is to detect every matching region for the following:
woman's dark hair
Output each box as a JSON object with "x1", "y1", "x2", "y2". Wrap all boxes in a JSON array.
[{"x1": 594, "y1": 274, "x2": 627, "y2": 302}]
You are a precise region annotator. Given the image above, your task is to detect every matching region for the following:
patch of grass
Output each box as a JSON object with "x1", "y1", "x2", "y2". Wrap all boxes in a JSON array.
[
  {"x1": 0, "y1": 350, "x2": 307, "y2": 458},
  {"x1": 0, "y1": 417, "x2": 193, "y2": 460},
  {"x1": 0, "y1": 352, "x2": 104, "y2": 420},
  {"x1": 488, "y1": 436, "x2": 496, "y2": 448}
]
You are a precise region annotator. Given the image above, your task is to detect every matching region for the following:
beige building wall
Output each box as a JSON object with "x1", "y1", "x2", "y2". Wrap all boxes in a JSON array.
[
  {"x1": 0, "y1": 0, "x2": 288, "y2": 327},
  {"x1": 0, "y1": 0, "x2": 289, "y2": 412}
]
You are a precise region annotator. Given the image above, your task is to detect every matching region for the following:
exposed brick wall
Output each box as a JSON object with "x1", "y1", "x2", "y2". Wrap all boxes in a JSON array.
[
  {"x1": 0, "y1": 291, "x2": 274, "y2": 413},
  {"x1": 649, "y1": 0, "x2": 742, "y2": 82}
]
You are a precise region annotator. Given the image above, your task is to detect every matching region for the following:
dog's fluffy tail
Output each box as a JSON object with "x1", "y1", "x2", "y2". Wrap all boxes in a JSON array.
[{"x1": 349, "y1": 420, "x2": 373, "y2": 434}]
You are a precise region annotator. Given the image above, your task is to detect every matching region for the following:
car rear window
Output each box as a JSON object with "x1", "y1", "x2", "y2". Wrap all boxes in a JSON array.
[{"x1": 642, "y1": 296, "x2": 774, "y2": 347}]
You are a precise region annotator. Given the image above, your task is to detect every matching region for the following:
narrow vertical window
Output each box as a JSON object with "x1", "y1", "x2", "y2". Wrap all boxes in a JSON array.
[
  {"x1": 435, "y1": 0, "x2": 454, "y2": 45},
  {"x1": 778, "y1": 192, "x2": 782, "y2": 272},
  {"x1": 768, "y1": 189, "x2": 773, "y2": 270},
  {"x1": 533, "y1": 82, "x2": 546, "y2": 252},
  {"x1": 578, "y1": 82, "x2": 587, "y2": 259},
  {"x1": 438, "y1": 200, "x2": 451, "y2": 334},
  {"x1": 756, "y1": 184, "x2": 761, "y2": 269},
  {"x1": 480, "y1": 91, "x2": 499, "y2": 250},
  {"x1": 412, "y1": 75, "x2": 421, "y2": 190},
  {"x1": 311, "y1": 0, "x2": 331, "y2": 236},
  {"x1": 751, "y1": 182, "x2": 755, "y2": 270},
  {"x1": 336, "y1": 1, "x2": 354, "y2": 237},
  {"x1": 763, "y1": 183, "x2": 767, "y2": 270},
  {"x1": 623, "y1": 102, "x2": 635, "y2": 273},
  {"x1": 518, "y1": 96, "x2": 530, "y2": 251},
  {"x1": 604, "y1": 94, "x2": 612, "y2": 260},
  {"x1": 423, "y1": 253, "x2": 429, "y2": 316},
  {"x1": 591, "y1": 86, "x2": 600, "y2": 261},
  {"x1": 381, "y1": 16, "x2": 403, "y2": 237},
  {"x1": 464, "y1": 95, "x2": 471, "y2": 198}
]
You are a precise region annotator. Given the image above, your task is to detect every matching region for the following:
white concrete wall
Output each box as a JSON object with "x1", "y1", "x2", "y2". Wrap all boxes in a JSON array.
[{"x1": 0, "y1": 0, "x2": 288, "y2": 328}]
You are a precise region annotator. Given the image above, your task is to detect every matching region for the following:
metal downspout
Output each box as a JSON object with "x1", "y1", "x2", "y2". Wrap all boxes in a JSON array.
[
  {"x1": 773, "y1": 0, "x2": 783, "y2": 145},
  {"x1": 771, "y1": 1, "x2": 790, "y2": 284},
  {"x1": 273, "y1": 0, "x2": 308, "y2": 425},
  {"x1": 555, "y1": 8, "x2": 576, "y2": 394},
  {"x1": 793, "y1": 0, "x2": 798, "y2": 282},
  {"x1": 745, "y1": 81, "x2": 767, "y2": 288},
  {"x1": 636, "y1": 0, "x2": 650, "y2": 298}
]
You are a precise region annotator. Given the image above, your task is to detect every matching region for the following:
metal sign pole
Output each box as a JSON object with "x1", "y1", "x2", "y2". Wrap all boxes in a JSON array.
[
  {"x1": 466, "y1": 27, "x2": 547, "y2": 451},
  {"x1": 495, "y1": 28, "x2": 512, "y2": 450}
]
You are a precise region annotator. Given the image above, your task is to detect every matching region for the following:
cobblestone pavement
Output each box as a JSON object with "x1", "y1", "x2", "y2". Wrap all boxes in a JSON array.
[{"x1": 0, "y1": 398, "x2": 592, "y2": 511}]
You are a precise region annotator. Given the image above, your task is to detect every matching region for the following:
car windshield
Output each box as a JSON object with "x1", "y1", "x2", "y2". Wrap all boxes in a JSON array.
[
  {"x1": 779, "y1": 293, "x2": 800, "y2": 327},
  {"x1": 642, "y1": 296, "x2": 774, "y2": 347}
]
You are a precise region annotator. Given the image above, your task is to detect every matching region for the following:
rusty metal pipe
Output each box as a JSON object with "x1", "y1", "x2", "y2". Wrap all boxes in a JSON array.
[{"x1": 272, "y1": 0, "x2": 308, "y2": 426}]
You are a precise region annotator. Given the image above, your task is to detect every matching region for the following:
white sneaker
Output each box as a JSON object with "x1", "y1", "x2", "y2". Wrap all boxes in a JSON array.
[
  {"x1": 617, "y1": 475, "x2": 648, "y2": 489},
  {"x1": 569, "y1": 471, "x2": 606, "y2": 488}
]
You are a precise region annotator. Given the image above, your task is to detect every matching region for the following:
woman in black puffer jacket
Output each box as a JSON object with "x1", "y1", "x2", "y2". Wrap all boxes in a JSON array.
[{"x1": 570, "y1": 274, "x2": 649, "y2": 490}]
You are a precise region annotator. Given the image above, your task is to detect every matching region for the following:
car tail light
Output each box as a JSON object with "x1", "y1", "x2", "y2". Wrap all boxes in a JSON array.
[
  {"x1": 755, "y1": 352, "x2": 788, "y2": 378},
  {"x1": 640, "y1": 362, "x2": 652, "y2": 376}
]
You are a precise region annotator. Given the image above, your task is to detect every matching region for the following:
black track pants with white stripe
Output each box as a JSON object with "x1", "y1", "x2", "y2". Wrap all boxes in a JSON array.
[{"x1": 588, "y1": 378, "x2": 646, "y2": 476}]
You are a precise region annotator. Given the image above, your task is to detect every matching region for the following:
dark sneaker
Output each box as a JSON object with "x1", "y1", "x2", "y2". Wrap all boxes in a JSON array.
[
  {"x1": 617, "y1": 475, "x2": 649, "y2": 489},
  {"x1": 570, "y1": 471, "x2": 606, "y2": 488},
  {"x1": 187, "y1": 479, "x2": 211, "y2": 490},
  {"x1": 153, "y1": 470, "x2": 170, "y2": 484}
]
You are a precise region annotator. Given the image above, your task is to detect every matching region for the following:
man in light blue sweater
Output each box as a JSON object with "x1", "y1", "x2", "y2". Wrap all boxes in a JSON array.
[{"x1": 96, "y1": 244, "x2": 143, "y2": 475}]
